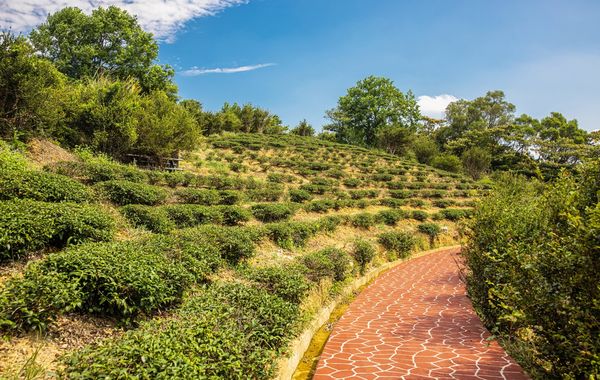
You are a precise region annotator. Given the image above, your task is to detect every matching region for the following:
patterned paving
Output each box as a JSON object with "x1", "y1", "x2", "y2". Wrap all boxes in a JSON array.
[{"x1": 313, "y1": 247, "x2": 529, "y2": 379}]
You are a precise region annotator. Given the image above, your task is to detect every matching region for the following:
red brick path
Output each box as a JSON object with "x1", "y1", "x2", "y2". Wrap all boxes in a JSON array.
[{"x1": 313, "y1": 247, "x2": 529, "y2": 379}]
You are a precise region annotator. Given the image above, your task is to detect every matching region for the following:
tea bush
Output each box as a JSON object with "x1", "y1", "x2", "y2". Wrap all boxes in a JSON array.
[
  {"x1": 217, "y1": 205, "x2": 252, "y2": 226},
  {"x1": 121, "y1": 204, "x2": 174, "y2": 233},
  {"x1": 0, "y1": 200, "x2": 115, "y2": 261},
  {"x1": 302, "y1": 247, "x2": 352, "y2": 282},
  {"x1": 175, "y1": 188, "x2": 221, "y2": 205},
  {"x1": 376, "y1": 209, "x2": 407, "y2": 225},
  {"x1": 163, "y1": 205, "x2": 223, "y2": 227},
  {"x1": 439, "y1": 208, "x2": 470, "y2": 221},
  {"x1": 266, "y1": 221, "x2": 318, "y2": 249},
  {"x1": 175, "y1": 226, "x2": 262, "y2": 264},
  {"x1": 0, "y1": 235, "x2": 221, "y2": 330},
  {"x1": 62, "y1": 283, "x2": 300, "y2": 379},
  {"x1": 97, "y1": 180, "x2": 168, "y2": 205},
  {"x1": 352, "y1": 239, "x2": 376, "y2": 274},
  {"x1": 418, "y1": 222, "x2": 441, "y2": 247},
  {"x1": 242, "y1": 265, "x2": 310, "y2": 304},
  {"x1": 351, "y1": 213, "x2": 377, "y2": 229},
  {"x1": 377, "y1": 231, "x2": 415, "y2": 259},
  {"x1": 218, "y1": 190, "x2": 244, "y2": 205},
  {"x1": 247, "y1": 186, "x2": 284, "y2": 202},
  {"x1": 289, "y1": 189, "x2": 313, "y2": 203},
  {"x1": 411, "y1": 210, "x2": 429, "y2": 221},
  {"x1": 0, "y1": 170, "x2": 92, "y2": 203},
  {"x1": 251, "y1": 203, "x2": 296, "y2": 222}
]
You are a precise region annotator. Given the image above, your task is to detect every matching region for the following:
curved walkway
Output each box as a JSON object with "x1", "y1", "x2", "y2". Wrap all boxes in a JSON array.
[{"x1": 313, "y1": 247, "x2": 528, "y2": 380}]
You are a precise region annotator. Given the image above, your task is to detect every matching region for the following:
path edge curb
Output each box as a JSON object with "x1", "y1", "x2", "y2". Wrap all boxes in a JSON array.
[{"x1": 275, "y1": 244, "x2": 463, "y2": 380}]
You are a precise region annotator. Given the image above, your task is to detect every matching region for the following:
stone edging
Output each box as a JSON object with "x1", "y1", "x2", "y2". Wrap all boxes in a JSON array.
[{"x1": 275, "y1": 245, "x2": 462, "y2": 380}]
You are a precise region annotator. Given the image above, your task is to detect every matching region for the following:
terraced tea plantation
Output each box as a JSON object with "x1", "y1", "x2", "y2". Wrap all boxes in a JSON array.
[{"x1": 0, "y1": 134, "x2": 484, "y2": 378}]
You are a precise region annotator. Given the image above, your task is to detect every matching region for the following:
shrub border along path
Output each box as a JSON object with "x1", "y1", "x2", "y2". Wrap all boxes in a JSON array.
[{"x1": 312, "y1": 247, "x2": 529, "y2": 380}]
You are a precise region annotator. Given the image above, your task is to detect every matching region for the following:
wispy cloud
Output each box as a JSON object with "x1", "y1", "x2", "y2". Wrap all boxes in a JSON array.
[
  {"x1": 0, "y1": 0, "x2": 247, "y2": 42},
  {"x1": 181, "y1": 63, "x2": 276, "y2": 76},
  {"x1": 417, "y1": 94, "x2": 458, "y2": 119}
]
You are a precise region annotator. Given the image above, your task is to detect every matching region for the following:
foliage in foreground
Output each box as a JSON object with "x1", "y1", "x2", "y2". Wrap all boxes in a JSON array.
[
  {"x1": 62, "y1": 283, "x2": 300, "y2": 379},
  {"x1": 464, "y1": 168, "x2": 600, "y2": 379}
]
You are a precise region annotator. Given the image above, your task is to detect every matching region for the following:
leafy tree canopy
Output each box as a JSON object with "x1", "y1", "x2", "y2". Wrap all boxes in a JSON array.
[
  {"x1": 325, "y1": 76, "x2": 420, "y2": 146},
  {"x1": 29, "y1": 6, "x2": 176, "y2": 96}
]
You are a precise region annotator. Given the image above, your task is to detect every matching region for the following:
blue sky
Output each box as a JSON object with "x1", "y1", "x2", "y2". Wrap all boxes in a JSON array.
[{"x1": 2, "y1": 0, "x2": 599, "y2": 130}]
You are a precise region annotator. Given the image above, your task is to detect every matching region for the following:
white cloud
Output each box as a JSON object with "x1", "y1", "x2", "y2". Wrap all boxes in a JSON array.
[
  {"x1": 0, "y1": 0, "x2": 246, "y2": 41},
  {"x1": 417, "y1": 94, "x2": 458, "y2": 119},
  {"x1": 181, "y1": 63, "x2": 276, "y2": 76}
]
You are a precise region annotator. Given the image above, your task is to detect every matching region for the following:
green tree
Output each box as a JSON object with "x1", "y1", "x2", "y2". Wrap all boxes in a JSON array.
[
  {"x1": 135, "y1": 91, "x2": 201, "y2": 157},
  {"x1": 325, "y1": 76, "x2": 420, "y2": 146},
  {"x1": 59, "y1": 77, "x2": 141, "y2": 157},
  {"x1": 29, "y1": 6, "x2": 176, "y2": 96},
  {"x1": 412, "y1": 135, "x2": 439, "y2": 164},
  {"x1": 437, "y1": 90, "x2": 515, "y2": 155},
  {"x1": 375, "y1": 125, "x2": 414, "y2": 156},
  {"x1": 290, "y1": 119, "x2": 315, "y2": 137},
  {"x1": 0, "y1": 32, "x2": 65, "y2": 139},
  {"x1": 431, "y1": 154, "x2": 462, "y2": 173},
  {"x1": 461, "y1": 147, "x2": 492, "y2": 179}
]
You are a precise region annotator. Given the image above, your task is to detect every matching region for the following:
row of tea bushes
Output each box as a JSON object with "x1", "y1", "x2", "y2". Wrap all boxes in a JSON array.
[
  {"x1": 0, "y1": 225, "x2": 265, "y2": 332},
  {"x1": 60, "y1": 229, "x2": 420, "y2": 379},
  {"x1": 121, "y1": 204, "x2": 251, "y2": 232},
  {"x1": 0, "y1": 199, "x2": 115, "y2": 261},
  {"x1": 0, "y1": 169, "x2": 92, "y2": 203}
]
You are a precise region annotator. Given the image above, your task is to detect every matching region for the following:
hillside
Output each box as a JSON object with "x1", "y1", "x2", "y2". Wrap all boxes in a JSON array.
[{"x1": 0, "y1": 133, "x2": 483, "y2": 378}]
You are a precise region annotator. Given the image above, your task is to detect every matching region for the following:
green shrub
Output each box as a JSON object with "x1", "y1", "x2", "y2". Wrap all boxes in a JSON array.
[
  {"x1": 175, "y1": 188, "x2": 221, "y2": 205},
  {"x1": 218, "y1": 190, "x2": 244, "y2": 205},
  {"x1": 121, "y1": 205, "x2": 173, "y2": 233},
  {"x1": 247, "y1": 186, "x2": 284, "y2": 202},
  {"x1": 0, "y1": 142, "x2": 28, "y2": 172},
  {"x1": 348, "y1": 189, "x2": 379, "y2": 199},
  {"x1": 351, "y1": 213, "x2": 377, "y2": 229},
  {"x1": 439, "y1": 208, "x2": 470, "y2": 221},
  {"x1": 304, "y1": 199, "x2": 336, "y2": 213},
  {"x1": 379, "y1": 198, "x2": 407, "y2": 208},
  {"x1": 377, "y1": 209, "x2": 407, "y2": 225},
  {"x1": 0, "y1": 236, "x2": 221, "y2": 331},
  {"x1": 343, "y1": 178, "x2": 361, "y2": 188},
  {"x1": 0, "y1": 170, "x2": 92, "y2": 203},
  {"x1": 267, "y1": 173, "x2": 294, "y2": 183},
  {"x1": 251, "y1": 204, "x2": 294, "y2": 223},
  {"x1": 243, "y1": 265, "x2": 309, "y2": 304},
  {"x1": 302, "y1": 248, "x2": 352, "y2": 282},
  {"x1": 217, "y1": 206, "x2": 251, "y2": 226},
  {"x1": 163, "y1": 205, "x2": 223, "y2": 227},
  {"x1": 377, "y1": 231, "x2": 415, "y2": 259},
  {"x1": 464, "y1": 172, "x2": 600, "y2": 378},
  {"x1": 47, "y1": 156, "x2": 147, "y2": 184},
  {"x1": 97, "y1": 180, "x2": 167, "y2": 206},
  {"x1": 411, "y1": 210, "x2": 429, "y2": 221},
  {"x1": 389, "y1": 189, "x2": 412, "y2": 199},
  {"x1": 266, "y1": 221, "x2": 318, "y2": 249},
  {"x1": 175, "y1": 226, "x2": 262, "y2": 264},
  {"x1": 289, "y1": 189, "x2": 313, "y2": 203},
  {"x1": 0, "y1": 200, "x2": 115, "y2": 261},
  {"x1": 352, "y1": 239, "x2": 376, "y2": 274},
  {"x1": 61, "y1": 283, "x2": 300, "y2": 379},
  {"x1": 418, "y1": 223, "x2": 441, "y2": 247}
]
